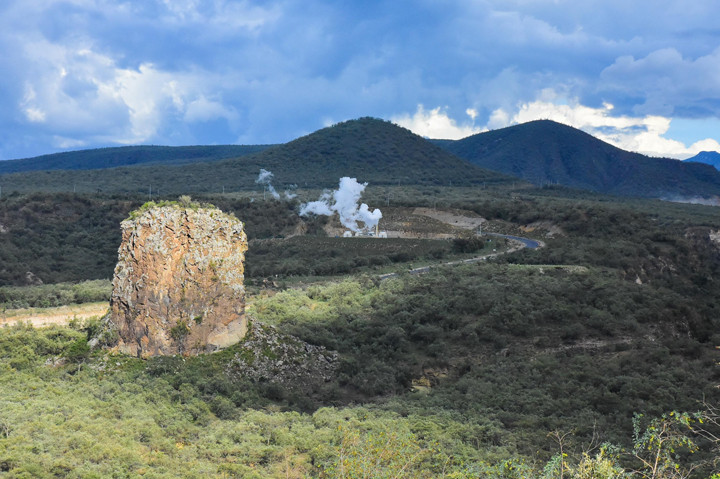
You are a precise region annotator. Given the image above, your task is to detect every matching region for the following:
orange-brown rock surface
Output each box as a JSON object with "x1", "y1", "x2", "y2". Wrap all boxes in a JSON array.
[{"x1": 109, "y1": 202, "x2": 248, "y2": 357}]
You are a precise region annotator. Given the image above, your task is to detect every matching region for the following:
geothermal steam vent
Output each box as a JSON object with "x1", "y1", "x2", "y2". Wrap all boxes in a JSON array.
[{"x1": 109, "y1": 201, "x2": 248, "y2": 358}]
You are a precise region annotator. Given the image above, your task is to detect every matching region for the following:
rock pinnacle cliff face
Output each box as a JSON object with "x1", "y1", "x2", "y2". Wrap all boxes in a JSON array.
[{"x1": 109, "y1": 203, "x2": 248, "y2": 358}]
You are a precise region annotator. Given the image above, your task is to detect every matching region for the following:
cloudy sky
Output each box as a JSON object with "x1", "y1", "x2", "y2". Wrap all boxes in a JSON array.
[{"x1": 1, "y1": 0, "x2": 719, "y2": 161}]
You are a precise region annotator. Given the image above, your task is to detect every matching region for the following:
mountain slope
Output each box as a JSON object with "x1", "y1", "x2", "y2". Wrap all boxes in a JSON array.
[
  {"x1": 0, "y1": 144, "x2": 274, "y2": 175},
  {"x1": 433, "y1": 120, "x2": 720, "y2": 198},
  {"x1": 245, "y1": 117, "x2": 509, "y2": 186},
  {"x1": 0, "y1": 118, "x2": 512, "y2": 194},
  {"x1": 686, "y1": 150, "x2": 720, "y2": 170}
]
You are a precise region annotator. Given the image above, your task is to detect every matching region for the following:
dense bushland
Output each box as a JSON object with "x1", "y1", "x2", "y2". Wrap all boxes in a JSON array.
[
  {"x1": 0, "y1": 193, "x2": 136, "y2": 285},
  {"x1": 1, "y1": 186, "x2": 720, "y2": 477},
  {"x1": 245, "y1": 236, "x2": 492, "y2": 278},
  {"x1": 0, "y1": 192, "x2": 503, "y2": 286},
  {"x1": 0, "y1": 194, "x2": 316, "y2": 286},
  {"x1": 251, "y1": 267, "x2": 719, "y2": 446},
  {"x1": 443, "y1": 191, "x2": 720, "y2": 281},
  {"x1": 0, "y1": 280, "x2": 110, "y2": 309},
  {"x1": 1, "y1": 283, "x2": 718, "y2": 478}
]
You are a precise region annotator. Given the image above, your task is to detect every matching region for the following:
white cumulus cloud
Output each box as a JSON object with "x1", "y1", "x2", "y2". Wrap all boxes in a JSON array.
[
  {"x1": 493, "y1": 95, "x2": 720, "y2": 159},
  {"x1": 391, "y1": 105, "x2": 485, "y2": 140},
  {"x1": 600, "y1": 47, "x2": 720, "y2": 117},
  {"x1": 17, "y1": 38, "x2": 235, "y2": 146},
  {"x1": 2, "y1": 0, "x2": 720, "y2": 160},
  {"x1": 159, "y1": 0, "x2": 281, "y2": 31},
  {"x1": 397, "y1": 95, "x2": 720, "y2": 160},
  {"x1": 183, "y1": 95, "x2": 237, "y2": 123}
]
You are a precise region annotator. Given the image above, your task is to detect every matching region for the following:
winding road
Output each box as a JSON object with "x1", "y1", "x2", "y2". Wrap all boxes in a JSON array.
[
  {"x1": 379, "y1": 233, "x2": 544, "y2": 280},
  {"x1": 2, "y1": 233, "x2": 543, "y2": 327}
]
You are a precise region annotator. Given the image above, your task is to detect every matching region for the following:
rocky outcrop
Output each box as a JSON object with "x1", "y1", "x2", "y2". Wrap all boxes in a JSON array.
[
  {"x1": 109, "y1": 202, "x2": 248, "y2": 358},
  {"x1": 227, "y1": 322, "x2": 338, "y2": 393}
]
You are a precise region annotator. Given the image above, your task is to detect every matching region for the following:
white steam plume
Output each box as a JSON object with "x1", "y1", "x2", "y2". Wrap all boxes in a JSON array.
[
  {"x1": 255, "y1": 168, "x2": 280, "y2": 199},
  {"x1": 299, "y1": 177, "x2": 382, "y2": 232},
  {"x1": 661, "y1": 195, "x2": 720, "y2": 206},
  {"x1": 284, "y1": 184, "x2": 298, "y2": 199}
]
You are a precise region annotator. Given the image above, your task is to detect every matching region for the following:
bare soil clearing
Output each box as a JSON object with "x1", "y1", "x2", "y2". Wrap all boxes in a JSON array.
[
  {"x1": 322, "y1": 206, "x2": 487, "y2": 239},
  {"x1": 0, "y1": 302, "x2": 108, "y2": 328},
  {"x1": 412, "y1": 207, "x2": 485, "y2": 230}
]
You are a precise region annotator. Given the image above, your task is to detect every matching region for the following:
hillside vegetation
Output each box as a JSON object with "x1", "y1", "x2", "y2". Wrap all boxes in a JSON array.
[
  {"x1": 0, "y1": 193, "x2": 319, "y2": 285},
  {"x1": 0, "y1": 144, "x2": 274, "y2": 175},
  {"x1": 1, "y1": 184, "x2": 720, "y2": 477},
  {"x1": 4, "y1": 118, "x2": 720, "y2": 200},
  {"x1": 0, "y1": 194, "x2": 135, "y2": 285},
  {"x1": 249, "y1": 118, "x2": 507, "y2": 187},
  {"x1": 0, "y1": 118, "x2": 511, "y2": 195},
  {"x1": 687, "y1": 150, "x2": 720, "y2": 170},
  {"x1": 1, "y1": 261, "x2": 718, "y2": 477},
  {"x1": 433, "y1": 120, "x2": 720, "y2": 198}
]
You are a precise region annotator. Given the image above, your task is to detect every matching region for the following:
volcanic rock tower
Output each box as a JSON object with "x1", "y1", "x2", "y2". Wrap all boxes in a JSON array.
[{"x1": 109, "y1": 202, "x2": 248, "y2": 357}]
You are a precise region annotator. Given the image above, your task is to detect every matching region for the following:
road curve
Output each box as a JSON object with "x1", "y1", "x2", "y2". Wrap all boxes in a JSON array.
[
  {"x1": 485, "y1": 233, "x2": 543, "y2": 249},
  {"x1": 379, "y1": 233, "x2": 543, "y2": 280}
]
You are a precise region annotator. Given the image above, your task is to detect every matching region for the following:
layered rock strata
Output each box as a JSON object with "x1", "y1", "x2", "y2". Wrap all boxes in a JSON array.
[{"x1": 109, "y1": 203, "x2": 248, "y2": 357}]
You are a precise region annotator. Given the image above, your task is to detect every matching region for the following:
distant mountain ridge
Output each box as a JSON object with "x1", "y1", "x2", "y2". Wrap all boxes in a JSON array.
[
  {"x1": 432, "y1": 120, "x2": 720, "y2": 198},
  {"x1": 3, "y1": 118, "x2": 720, "y2": 199},
  {"x1": 686, "y1": 151, "x2": 720, "y2": 170},
  {"x1": 0, "y1": 144, "x2": 274, "y2": 175},
  {"x1": 0, "y1": 118, "x2": 509, "y2": 194}
]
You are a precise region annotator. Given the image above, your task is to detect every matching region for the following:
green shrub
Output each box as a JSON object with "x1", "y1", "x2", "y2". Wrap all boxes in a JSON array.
[
  {"x1": 210, "y1": 396, "x2": 237, "y2": 419},
  {"x1": 169, "y1": 320, "x2": 190, "y2": 341},
  {"x1": 63, "y1": 338, "x2": 90, "y2": 363}
]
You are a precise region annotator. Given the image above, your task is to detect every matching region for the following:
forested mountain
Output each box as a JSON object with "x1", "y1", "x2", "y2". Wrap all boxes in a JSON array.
[
  {"x1": 0, "y1": 145, "x2": 274, "y2": 175},
  {"x1": 4, "y1": 118, "x2": 720, "y2": 199},
  {"x1": 245, "y1": 117, "x2": 507, "y2": 186},
  {"x1": 686, "y1": 150, "x2": 720, "y2": 170},
  {"x1": 0, "y1": 118, "x2": 511, "y2": 194},
  {"x1": 433, "y1": 120, "x2": 720, "y2": 198}
]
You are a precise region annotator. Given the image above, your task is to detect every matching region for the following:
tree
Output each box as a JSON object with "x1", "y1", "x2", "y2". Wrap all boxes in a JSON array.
[
  {"x1": 628, "y1": 412, "x2": 699, "y2": 479},
  {"x1": 322, "y1": 426, "x2": 430, "y2": 478}
]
